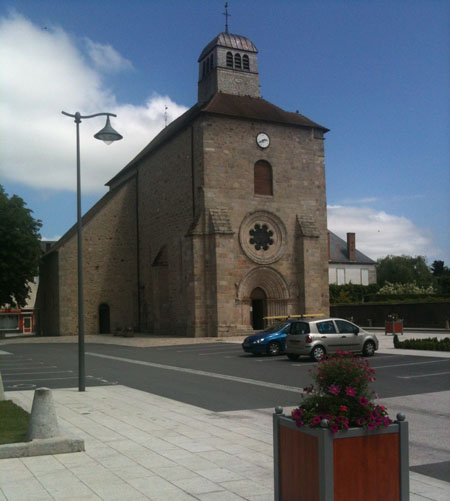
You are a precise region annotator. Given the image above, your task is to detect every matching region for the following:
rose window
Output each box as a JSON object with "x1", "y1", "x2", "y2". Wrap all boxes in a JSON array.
[{"x1": 249, "y1": 224, "x2": 274, "y2": 251}]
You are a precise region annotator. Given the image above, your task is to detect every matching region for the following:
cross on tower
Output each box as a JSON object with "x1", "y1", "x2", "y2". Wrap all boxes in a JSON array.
[{"x1": 223, "y1": 2, "x2": 231, "y2": 34}]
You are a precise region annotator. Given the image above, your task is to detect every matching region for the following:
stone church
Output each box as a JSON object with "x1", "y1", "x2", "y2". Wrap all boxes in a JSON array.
[{"x1": 36, "y1": 30, "x2": 330, "y2": 337}]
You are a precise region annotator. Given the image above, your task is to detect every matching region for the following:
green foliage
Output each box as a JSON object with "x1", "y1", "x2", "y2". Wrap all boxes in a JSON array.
[
  {"x1": 377, "y1": 255, "x2": 433, "y2": 287},
  {"x1": 377, "y1": 282, "x2": 436, "y2": 295},
  {"x1": 329, "y1": 283, "x2": 380, "y2": 304},
  {"x1": 393, "y1": 335, "x2": 450, "y2": 351},
  {"x1": 291, "y1": 352, "x2": 391, "y2": 434},
  {"x1": 0, "y1": 400, "x2": 30, "y2": 444},
  {"x1": 0, "y1": 185, "x2": 42, "y2": 308}
]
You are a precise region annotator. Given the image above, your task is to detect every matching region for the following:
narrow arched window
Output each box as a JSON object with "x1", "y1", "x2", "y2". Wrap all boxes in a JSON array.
[
  {"x1": 243, "y1": 55, "x2": 250, "y2": 70},
  {"x1": 254, "y1": 160, "x2": 273, "y2": 196},
  {"x1": 234, "y1": 53, "x2": 242, "y2": 69},
  {"x1": 226, "y1": 51, "x2": 233, "y2": 67}
]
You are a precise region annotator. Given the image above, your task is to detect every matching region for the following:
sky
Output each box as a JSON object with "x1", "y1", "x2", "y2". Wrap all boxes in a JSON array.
[{"x1": 0, "y1": 0, "x2": 449, "y2": 264}]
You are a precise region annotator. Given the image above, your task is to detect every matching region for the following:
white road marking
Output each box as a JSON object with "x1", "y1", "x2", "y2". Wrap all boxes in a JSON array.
[
  {"x1": 2, "y1": 370, "x2": 71, "y2": 376},
  {"x1": 398, "y1": 371, "x2": 450, "y2": 379},
  {"x1": 1, "y1": 366, "x2": 58, "y2": 372},
  {"x1": 86, "y1": 352, "x2": 305, "y2": 393},
  {"x1": 373, "y1": 359, "x2": 449, "y2": 370},
  {"x1": 5, "y1": 376, "x2": 78, "y2": 382}
]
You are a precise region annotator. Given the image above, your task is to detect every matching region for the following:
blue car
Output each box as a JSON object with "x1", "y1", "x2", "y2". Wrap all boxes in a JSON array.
[{"x1": 242, "y1": 321, "x2": 292, "y2": 356}]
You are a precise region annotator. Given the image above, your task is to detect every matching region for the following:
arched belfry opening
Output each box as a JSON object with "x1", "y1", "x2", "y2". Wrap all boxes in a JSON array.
[
  {"x1": 98, "y1": 303, "x2": 110, "y2": 334},
  {"x1": 250, "y1": 287, "x2": 266, "y2": 330}
]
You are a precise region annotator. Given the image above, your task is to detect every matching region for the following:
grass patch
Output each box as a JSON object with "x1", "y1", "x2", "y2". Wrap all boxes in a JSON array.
[
  {"x1": 0, "y1": 400, "x2": 30, "y2": 445},
  {"x1": 394, "y1": 335, "x2": 450, "y2": 351}
]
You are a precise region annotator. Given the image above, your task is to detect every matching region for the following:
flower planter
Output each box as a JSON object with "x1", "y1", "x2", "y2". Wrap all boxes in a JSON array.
[
  {"x1": 273, "y1": 408, "x2": 409, "y2": 501},
  {"x1": 385, "y1": 319, "x2": 404, "y2": 335}
]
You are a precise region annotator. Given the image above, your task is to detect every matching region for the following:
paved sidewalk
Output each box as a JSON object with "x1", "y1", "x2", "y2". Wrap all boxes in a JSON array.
[{"x1": 1, "y1": 385, "x2": 449, "y2": 500}]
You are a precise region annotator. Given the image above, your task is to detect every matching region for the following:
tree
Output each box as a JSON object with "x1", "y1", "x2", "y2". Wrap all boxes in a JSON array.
[
  {"x1": 431, "y1": 260, "x2": 445, "y2": 276},
  {"x1": 430, "y1": 260, "x2": 450, "y2": 294},
  {"x1": 0, "y1": 185, "x2": 42, "y2": 308},
  {"x1": 376, "y1": 255, "x2": 433, "y2": 287}
]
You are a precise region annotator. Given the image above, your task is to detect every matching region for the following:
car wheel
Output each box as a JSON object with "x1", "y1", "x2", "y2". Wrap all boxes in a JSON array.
[
  {"x1": 287, "y1": 353, "x2": 299, "y2": 361},
  {"x1": 267, "y1": 341, "x2": 281, "y2": 356},
  {"x1": 311, "y1": 345, "x2": 325, "y2": 362},
  {"x1": 363, "y1": 340, "x2": 376, "y2": 357}
]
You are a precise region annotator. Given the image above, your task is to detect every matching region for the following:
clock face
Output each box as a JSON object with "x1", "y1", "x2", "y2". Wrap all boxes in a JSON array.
[{"x1": 256, "y1": 132, "x2": 270, "y2": 149}]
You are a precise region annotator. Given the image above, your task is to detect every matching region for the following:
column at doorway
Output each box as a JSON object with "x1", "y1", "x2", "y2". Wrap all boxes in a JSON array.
[{"x1": 251, "y1": 287, "x2": 267, "y2": 330}]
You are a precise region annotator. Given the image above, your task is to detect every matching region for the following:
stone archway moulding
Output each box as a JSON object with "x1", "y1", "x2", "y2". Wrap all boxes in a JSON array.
[{"x1": 237, "y1": 266, "x2": 290, "y2": 300}]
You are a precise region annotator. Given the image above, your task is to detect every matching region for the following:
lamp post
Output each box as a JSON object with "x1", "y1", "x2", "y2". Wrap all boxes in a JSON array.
[{"x1": 62, "y1": 111, "x2": 122, "y2": 391}]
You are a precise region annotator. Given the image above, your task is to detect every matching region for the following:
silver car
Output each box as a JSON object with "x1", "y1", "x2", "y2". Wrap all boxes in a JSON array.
[{"x1": 285, "y1": 318, "x2": 378, "y2": 362}]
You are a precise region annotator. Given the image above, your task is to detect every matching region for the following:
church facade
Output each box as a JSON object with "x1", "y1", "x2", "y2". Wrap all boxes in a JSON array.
[{"x1": 36, "y1": 32, "x2": 330, "y2": 337}]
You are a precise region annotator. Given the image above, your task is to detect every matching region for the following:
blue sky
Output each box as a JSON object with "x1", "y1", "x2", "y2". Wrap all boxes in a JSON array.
[{"x1": 1, "y1": 0, "x2": 449, "y2": 263}]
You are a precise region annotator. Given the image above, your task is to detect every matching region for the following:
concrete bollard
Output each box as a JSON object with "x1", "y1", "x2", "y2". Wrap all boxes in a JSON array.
[
  {"x1": 27, "y1": 388, "x2": 61, "y2": 440},
  {"x1": 0, "y1": 372, "x2": 5, "y2": 401}
]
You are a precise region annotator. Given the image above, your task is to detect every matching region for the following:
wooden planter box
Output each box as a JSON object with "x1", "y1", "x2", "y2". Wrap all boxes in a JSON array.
[
  {"x1": 273, "y1": 409, "x2": 409, "y2": 501},
  {"x1": 385, "y1": 319, "x2": 404, "y2": 335}
]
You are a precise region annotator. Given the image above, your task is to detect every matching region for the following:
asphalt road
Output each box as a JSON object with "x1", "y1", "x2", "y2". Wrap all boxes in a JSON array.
[{"x1": 1, "y1": 342, "x2": 449, "y2": 412}]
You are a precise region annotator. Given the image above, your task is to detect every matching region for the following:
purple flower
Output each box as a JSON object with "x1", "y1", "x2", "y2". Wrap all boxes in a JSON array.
[
  {"x1": 312, "y1": 416, "x2": 321, "y2": 424},
  {"x1": 328, "y1": 384, "x2": 341, "y2": 396},
  {"x1": 359, "y1": 397, "x2": 369, "y2": 406}
]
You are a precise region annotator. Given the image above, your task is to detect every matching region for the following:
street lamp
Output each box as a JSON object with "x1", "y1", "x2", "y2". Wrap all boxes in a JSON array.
[{"x1": 62, "y1": 111, "x2": 122, "y2": 391}]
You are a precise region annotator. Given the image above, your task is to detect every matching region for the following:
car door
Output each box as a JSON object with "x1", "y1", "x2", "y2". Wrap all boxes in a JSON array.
[
  {"x1": 335, "y1": 320, "x2": 360, "y2": 352},
  {"x1": 316, "y1": 320, "x2": 355, "y2": 353}
]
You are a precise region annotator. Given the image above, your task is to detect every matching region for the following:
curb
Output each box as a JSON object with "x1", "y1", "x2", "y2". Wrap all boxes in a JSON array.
[{"x1": 0, "y1": 437, "x2": 85, "y2": 459}]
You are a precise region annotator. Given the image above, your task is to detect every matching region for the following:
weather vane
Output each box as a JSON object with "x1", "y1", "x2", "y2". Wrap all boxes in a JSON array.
[
  {"x1": 223, "y1": 2, "x2": 231, "y2": 34},
  {"x1": 164, "y1": 105, "x2": 168, "y2": 127}
]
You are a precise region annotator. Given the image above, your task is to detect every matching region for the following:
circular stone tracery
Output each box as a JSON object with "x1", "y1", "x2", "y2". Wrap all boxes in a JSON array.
[
  {"x1": 249, "y1": 224, "x2": 274, "y2": 251},
  {"x1": 239, "y1": 211, "x2": 286, "y2": 265}
]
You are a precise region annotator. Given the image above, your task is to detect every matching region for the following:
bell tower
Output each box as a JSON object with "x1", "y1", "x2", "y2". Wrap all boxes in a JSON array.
[{"x1": 197, "y1": 31, "x2": 260, "y2": 103}]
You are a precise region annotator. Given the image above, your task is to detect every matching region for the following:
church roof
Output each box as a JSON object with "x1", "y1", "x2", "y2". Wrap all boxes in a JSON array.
[
  {"x1": 203, "y1": 93, "x2": 328, "y2": 131},
  {"x1": 106, "y1": 93, "x2": 328, "y2": 188},
  {"x1": 198, "y1": 32, "x2": 257, "y2": 61}
]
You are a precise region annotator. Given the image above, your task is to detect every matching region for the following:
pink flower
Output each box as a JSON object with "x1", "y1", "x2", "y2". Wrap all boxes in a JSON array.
[
  {"x1": 330, "y1": 423, "x2": 339, "y2": 434},
  {"x1": 312, "y1": 416, "x2": 321, "y2": 424},
  {"x1": 339, "y1": 405, "x2": 348, "y2": 412},
  {"x1": 345, "y1": 386, "x2": 357, "y2": 397},
  {"x1": 356, "y1": 417, "x2": 365, "y2": 425},
  {"x1": 368, "y1": 423, "x2": 376, "y2": 431},
  {"x1": 359, "y1": 397, "x2": 369, "y2": 406},
  {"x1": 383, "y1": 417, "x2": 391, "y2": 427},
  {"x1": 328, "y1": 384, "x2": 341, "y2": 396}
]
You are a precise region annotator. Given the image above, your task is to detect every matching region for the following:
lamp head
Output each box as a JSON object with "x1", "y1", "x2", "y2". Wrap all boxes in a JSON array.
[{"x1": 94, "y1": 116, "x2": 123, "y2": 145}]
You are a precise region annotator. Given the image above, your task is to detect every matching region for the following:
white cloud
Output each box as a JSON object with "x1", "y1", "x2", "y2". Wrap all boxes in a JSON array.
[
  {"x1": 327, "y1": 205, "x2": 439, "y2": 260},
  {"x1": 85, "y1": 39, "x2": 134, "y2": 73},
  {"x1": 0, "y1": 13, "x2": 187, "y2": 194}
]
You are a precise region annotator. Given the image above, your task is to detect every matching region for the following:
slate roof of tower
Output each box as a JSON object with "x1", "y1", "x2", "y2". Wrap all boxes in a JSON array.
[
  {"x1": 106, "y1": 94, "x2": 328, "y2": 188},
  {"x1": 199, "y1": 32, "x2": 258, "y2": 61},
  {"x1": 328, "y1": 231, "x2": 375, "y2": 264}
]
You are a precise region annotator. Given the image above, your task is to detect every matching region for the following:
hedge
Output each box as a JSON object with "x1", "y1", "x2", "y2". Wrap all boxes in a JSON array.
[{"x1": 393, "y1": 335, "x2": 450, "y2": 351}]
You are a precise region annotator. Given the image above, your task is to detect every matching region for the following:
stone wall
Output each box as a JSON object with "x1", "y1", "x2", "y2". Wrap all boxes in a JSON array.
[
  {"x1": 35, "y1": 251, "x2": 59, "y2": 336},
  {"x1": 137, "y1": 125, "x2": 198, "y2": 335},
  {"x1": 54, "y1": 180, "x2": 138, "y2": 336},
  {"x1": 198, "y1": 115, "x2": 330, "y2": 335}
]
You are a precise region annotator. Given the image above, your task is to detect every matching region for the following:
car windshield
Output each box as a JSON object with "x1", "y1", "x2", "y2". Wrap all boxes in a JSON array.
[{"x1": 262, "y1": 321, "x2": 288, "y2": 334}]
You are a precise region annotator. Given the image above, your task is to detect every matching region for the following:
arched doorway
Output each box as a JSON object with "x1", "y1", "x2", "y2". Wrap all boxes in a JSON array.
[
  {"x1": 251, "y1": 287, "x2": 267, "y2": 330},
  {"x1": 98, "y1": 303, "x2": 110, "y2": 334}
]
